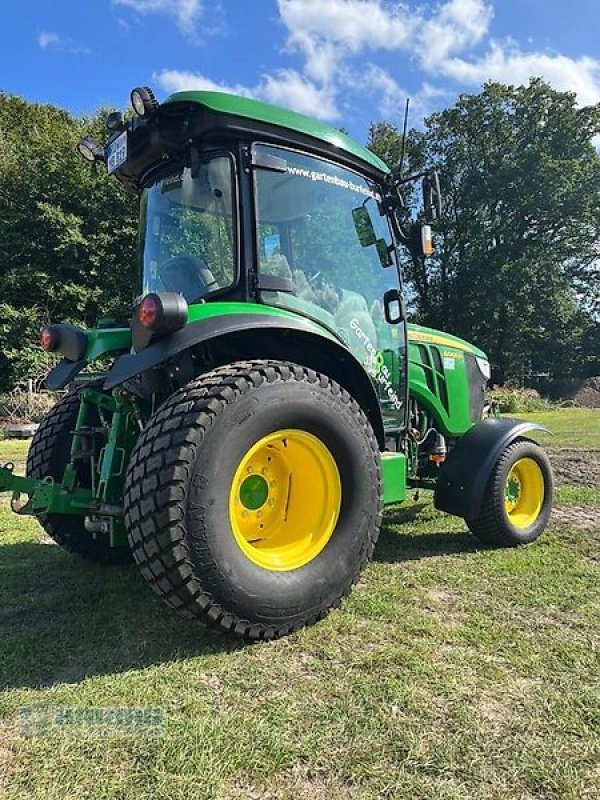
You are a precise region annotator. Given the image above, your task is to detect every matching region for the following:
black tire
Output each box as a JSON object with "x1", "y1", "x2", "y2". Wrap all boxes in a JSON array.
[
  {"x1": 26, "y1": 386, "x2": 132, "y2": 564},
  {"x1": 466, "y1": 439, "x2": 553, "y2": 546},
  {"x1": 123, "y1": 360, "x2": 382, "y2": 641}
]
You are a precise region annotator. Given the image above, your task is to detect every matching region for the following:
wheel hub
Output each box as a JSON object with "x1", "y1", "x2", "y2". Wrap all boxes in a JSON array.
[{"x1": 239, "y1": 474, "x2": 269, "y2": 511}]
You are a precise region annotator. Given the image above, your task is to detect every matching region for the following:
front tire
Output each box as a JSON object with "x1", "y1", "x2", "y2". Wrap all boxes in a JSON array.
[
  {"x1": 123, "y1": 360, "x2": 382, "y2": 641},
  {"x1": 466, "y1": 439, "x2": 553, "y2": 546}
]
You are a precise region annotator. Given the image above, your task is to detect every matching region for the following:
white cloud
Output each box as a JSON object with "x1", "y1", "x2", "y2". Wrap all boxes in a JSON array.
[
  {"x1": 154, "y1": 1, "x2": 600, "y2": 136},
  {"x1": 277, "y1": 0, "x2": 493, "y2": 82},
  {"x1": 38, "y1": 31, "x2": 60, "y2": 50},
  {"x1": 37, "y1": 31, "x2": 89, "y2": 54},
  {"x1": 359, "y1": 66, "x2": 450, "y2": 123},
  {"x1": 274, "y1": 0, "x2": 495, "y2": 123},
  {"x1": 442, "y1": 41, "x2": 600, "y2": 106},
  {"x1": 155, "y1": 68, "x2": 340, "y2": 121},
  {"x1": 156, "y1": 70, "x2": 252, "y2": 97},
  {"x1": 362, "y1": 65, "x2": 407, "y2": 118},
  {"x1": 419, "y1": 0, "x2": 493, "y2": 69},
  {"x1": 259, "y1": 70, "x2": 339, "y2": 119},
  {"x1": 113, "y1": 0, "x2": 202, "y2": 36},
  {"x1": 279, "y1": 0, "x2": 415, "y2": 57}
]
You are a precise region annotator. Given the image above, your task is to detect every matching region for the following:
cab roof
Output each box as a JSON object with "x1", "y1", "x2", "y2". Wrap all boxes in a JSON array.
[{"x1": 163, "y1": 91, "x2": 390, "y2": 177}]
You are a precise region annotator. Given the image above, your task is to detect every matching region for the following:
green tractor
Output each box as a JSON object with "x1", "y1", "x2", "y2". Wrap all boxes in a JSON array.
[{"x1": 0, "y1": 88, "x2": 553, "y2": 640}]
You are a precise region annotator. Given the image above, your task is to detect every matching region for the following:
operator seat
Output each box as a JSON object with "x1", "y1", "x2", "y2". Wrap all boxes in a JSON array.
[{"x1": 158, "y1": 255, "x2": 218, "y2": 302}]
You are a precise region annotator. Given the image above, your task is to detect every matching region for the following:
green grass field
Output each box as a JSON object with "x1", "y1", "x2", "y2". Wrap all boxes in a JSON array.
[{"x1": 0, "y1": 409, "x2": 598, "y2": 799}]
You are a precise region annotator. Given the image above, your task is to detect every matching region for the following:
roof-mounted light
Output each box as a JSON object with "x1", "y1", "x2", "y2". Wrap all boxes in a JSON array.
[
  {"x1": 105, "y1": 110, "x2": 124, "y2": 131},
  {"x1": 130, "y1": 86, "x2": 159, "y2": 118},
  {"x1": 77, "y1": 135, "x2": 105, "y2": 163}
]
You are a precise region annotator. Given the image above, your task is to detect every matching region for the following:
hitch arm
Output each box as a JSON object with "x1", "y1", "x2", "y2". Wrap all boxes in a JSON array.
[{"x1": 0, "y1": 463, "x2": 96, "y2": 516}]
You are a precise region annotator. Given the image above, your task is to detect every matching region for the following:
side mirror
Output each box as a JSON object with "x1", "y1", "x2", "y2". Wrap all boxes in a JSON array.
[
  {"x1": 383, "y1": 288, "x2": 405, "y2": 324},
  {"x1": 422, "y1": 171, "x2": 442, "y2": 222},
  {"x1": 375, "y1": 239, "x2": 393, "y2": 267},
  {"x1": 352, "y1": 206, "x2": 377, "y2": 247}
]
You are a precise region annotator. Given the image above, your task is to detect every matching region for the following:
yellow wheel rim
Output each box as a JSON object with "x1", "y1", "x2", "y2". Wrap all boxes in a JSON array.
[
  {"x1": 504, "y1": 457, "x2": 544, "y2": 530},
  {"x1": 229, "y1": 429, "x2": 341, "y2": 571}
]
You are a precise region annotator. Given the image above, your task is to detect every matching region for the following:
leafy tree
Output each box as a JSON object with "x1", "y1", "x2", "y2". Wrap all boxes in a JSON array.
[
  {"x1": 0, "y1": 93, "x2": 137, "y2": 389},
  {"x1": 369, "y1": 79, "x2": 600, "y2": 379}
]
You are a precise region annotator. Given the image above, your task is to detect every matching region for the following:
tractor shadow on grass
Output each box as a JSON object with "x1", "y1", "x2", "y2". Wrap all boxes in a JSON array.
[
  {"x1": 374, "y1": 503, "x2": 481, "y2": 563},
  {"x1": 0, "y1": 541, "x2": 243, "y2": 691}
]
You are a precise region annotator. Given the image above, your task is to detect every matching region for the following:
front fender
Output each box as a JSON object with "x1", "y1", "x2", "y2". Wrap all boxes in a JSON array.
[{"x1": 434, "y1": 418, "x2": 550, "y2": 519}]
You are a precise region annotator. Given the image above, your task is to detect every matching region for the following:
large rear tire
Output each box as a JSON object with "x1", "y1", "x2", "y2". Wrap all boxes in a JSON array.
[
  {"x1": 26, "y1": 387, "x2": 132, "y2": 564},
  {"x1": 466, "y1": 439, "x2": 553, "y2": 547},
  {"x1": 123, "y1": 360, "x2": 382, "y2": 641}
]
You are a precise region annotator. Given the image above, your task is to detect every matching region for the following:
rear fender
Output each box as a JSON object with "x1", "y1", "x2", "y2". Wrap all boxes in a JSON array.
[
  {"x1": 434, "y1": 418, "x2": 549, "y2": 519},
  {"x1": 103, "y1": 313, "x2": 386, "y2": 447}
]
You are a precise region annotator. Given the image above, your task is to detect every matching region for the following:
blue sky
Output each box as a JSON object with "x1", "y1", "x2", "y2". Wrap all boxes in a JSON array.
[{"x1": 1, "y1": 0, "x2": 599, "y2": 142}]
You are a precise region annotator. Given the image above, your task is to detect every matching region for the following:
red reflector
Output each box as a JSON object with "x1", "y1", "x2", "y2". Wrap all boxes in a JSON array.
[
  {"x1": 138, "y1": 295, "x2": 159, "y2": 328},
  {"x1": 40, "y1": 328, "x2": 55, "y2": 351}
]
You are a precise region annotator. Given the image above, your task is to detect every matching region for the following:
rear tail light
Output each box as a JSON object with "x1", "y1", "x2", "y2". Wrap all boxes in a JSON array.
[
  {"x1": 133, "y1": 293, "x2": 188, "y2": 351},
  {"x1": 138, "y1": 295, "x2": 159, "y2": 328},
  {"x1": 39, "y1": 324, "x2": 87, "y2": 360}
]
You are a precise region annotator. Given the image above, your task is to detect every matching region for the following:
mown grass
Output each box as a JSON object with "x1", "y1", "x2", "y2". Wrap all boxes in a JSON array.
[
  {"x1": 512, "y1": 407, "x2": 600, "y2": 449},
  {"x1": 0, "y1": 411, "x2": 598, "y2": 799},
  {"x1": 0, "y1": 439, "x2": 28, "y2": 465}
]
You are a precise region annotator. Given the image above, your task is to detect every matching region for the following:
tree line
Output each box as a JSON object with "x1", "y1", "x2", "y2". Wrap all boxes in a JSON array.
[{"x1": 0, "y1": 79, "x2": 598, "y2": 391}]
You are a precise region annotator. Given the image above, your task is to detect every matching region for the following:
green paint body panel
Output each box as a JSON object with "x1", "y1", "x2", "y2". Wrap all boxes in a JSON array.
[
  {"x1": 407, "y1": 323, "x2": 487, "y2": 438},
  {"x1": 186, "y1": 299, "x2": 335, "y2": 332},
  {"x1": 381, "y1": 452, "x2": 407, "y2": 504},
  {"x1": 407, "y1": 323, "x2": 486, "y2": 359},
  {"x1": 85, "y1": 327, "x2": 131, "y2": 361},
  {"x1": 163, "y1": 91, "x2": 390, "y2": 176}
]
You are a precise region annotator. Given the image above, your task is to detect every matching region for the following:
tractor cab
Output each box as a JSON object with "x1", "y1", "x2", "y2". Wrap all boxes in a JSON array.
[{"x1": 98, "y1": 89, "x2": 439, "y2": 438}]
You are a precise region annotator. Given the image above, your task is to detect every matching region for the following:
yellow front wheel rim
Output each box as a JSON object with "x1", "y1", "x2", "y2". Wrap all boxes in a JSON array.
[
  {"x1": 504, "y1": 457, "x2": 545, "y2": 530},
  {"x1": 229, "y1": 429, "x2": 342, "y2": 571}
]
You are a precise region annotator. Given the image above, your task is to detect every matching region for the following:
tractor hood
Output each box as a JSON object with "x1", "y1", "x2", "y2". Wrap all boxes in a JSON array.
[{"x1": 407, "y1": 324, "x2": 488, "y2": 360}]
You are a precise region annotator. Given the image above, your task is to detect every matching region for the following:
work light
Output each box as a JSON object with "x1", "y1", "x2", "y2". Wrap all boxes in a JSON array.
[
  {"x1": 130, "y1": 86, "x2": 159, "y2": 118},
  {"x1": 77, "y1": 136, "x2": 105, "y2": 163},
  {"x1": 105, "y1": 111, "x2": 124, "y2": 131}
]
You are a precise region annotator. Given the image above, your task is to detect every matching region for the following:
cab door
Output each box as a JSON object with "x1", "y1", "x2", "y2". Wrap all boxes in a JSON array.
[{"x1": 252, "y1": 143, "x2": 408, "y2": 436}]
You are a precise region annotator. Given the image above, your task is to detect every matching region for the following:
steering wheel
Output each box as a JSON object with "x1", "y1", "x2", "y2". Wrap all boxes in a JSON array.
[{"x1": 157, "y1": 256, "x2": 219, "y2": 301}]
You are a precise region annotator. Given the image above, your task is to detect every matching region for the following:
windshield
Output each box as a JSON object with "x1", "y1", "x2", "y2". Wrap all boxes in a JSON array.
[{"x1": 138, "y1": 155, "x2": 236, "y2": 303}]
